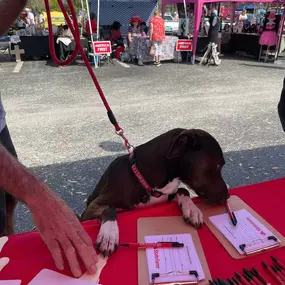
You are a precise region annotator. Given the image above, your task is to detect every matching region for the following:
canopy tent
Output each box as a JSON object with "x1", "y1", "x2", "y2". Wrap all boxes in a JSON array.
[
  {"x1": 88, "y1": 0, "x2": 158, "y2": 34},
  {"x1": 162, "y1": 0, "x2": 285, "y2": 63},
  {"x1": 235, "y1": 3, "x2": 257, "y2": 10}
]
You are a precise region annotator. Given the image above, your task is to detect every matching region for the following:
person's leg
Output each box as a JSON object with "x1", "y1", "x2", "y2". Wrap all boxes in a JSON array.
[
  {"x1": 156, "y1": 42, "x2": 162, "y2": 66},
  {"x1": 153, "y1": 41, "x2": 159, "y2": 64},
  {"x1": 0, "y1": 125, "x2": 18, "y2": 236}
]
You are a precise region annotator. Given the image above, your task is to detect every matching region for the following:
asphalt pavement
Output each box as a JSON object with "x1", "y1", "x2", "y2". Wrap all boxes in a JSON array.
[{"x1": 1, "y1": 56, "x2": 285, "y2": 233}]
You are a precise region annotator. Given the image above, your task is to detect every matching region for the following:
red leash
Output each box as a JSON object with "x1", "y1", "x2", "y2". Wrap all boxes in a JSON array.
[
  {"x1": 44, "y1": 0, "x2": 162, "y2": 197},
  {"x1": 43, "y1": 0, "x2": 132, "y2": 150}
]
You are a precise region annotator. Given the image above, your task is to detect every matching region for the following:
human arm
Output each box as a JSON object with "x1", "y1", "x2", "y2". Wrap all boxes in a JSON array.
[
  {"x1": 0, "y1": 145, "x2": 98, "y2": 277},
  {"x1": 127, "y1": 27, "x2": 132, "y2": 42},
  {"x1": 149, "y1": 22, "x2": 153, "y2": 42}
]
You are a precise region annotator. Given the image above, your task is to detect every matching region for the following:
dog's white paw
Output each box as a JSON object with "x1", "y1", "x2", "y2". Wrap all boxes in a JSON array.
[
  {"x1": 177, "y1": 195, "x2": 203, "y2": 228},
  {"x1": 96, "y1": 221, "x2": 119, "y2": 257}
]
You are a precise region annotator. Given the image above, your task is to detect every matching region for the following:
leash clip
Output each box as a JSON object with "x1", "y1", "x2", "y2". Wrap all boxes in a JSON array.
[{"x1": 116, "y1": 129, "x2": 134, "y2": 153}]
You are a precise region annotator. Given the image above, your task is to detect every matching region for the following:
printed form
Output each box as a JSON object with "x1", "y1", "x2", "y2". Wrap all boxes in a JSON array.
[
  {"x1": 144, "y1": 234, "x2": 205, "y2": 284},
  {"x1": 209, "y1": 209, "x2": 280, "y2": 254}
]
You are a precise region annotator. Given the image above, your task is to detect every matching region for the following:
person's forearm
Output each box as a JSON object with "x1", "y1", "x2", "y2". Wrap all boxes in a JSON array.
[{"x1": 0, "y1": 144, "x2": 51, "y2": 207}]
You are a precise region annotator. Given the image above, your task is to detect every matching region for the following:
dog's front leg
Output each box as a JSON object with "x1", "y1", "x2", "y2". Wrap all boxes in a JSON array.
[
  {"x1": 175, "y1": 188, "x2": 203, "y2": 228},
  {"x1": 96, "y1": 207, "x2": 119, "y2": 257}
]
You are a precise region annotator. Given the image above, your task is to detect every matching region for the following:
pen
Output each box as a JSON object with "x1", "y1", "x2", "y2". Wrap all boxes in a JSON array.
[
  {"x1": 120, "y1": 242, "x2": 184, "y2": 248},
  {"x1": 227, "y1": 278, "x2": 235, "y2": 285},
  {"x1": 272, "y1": 266, "x2": 285, "y2": 282},
  {"x1": 243, "y1": 268, "x2": 262, "y2": 285},
  {"x1": 232, "y1": 277, "x2": 240, "y2": 285},
  {"x1": 274, "y1": 265, "x2": 285, "y2": 281},
  {"x1": 244, "y1": 275, "x2": 253, "y2": 285},
  {"x1": 235, "y1": 272, "x2": 252, "y2": 285},
  {"x1": 261, "y1": 262, "x2": 285, "y2": 285},
  {"x1": 226, "y1": 200, "x2": 237, "y2": 226},
  {"x1": 252, "y1": 267, "x2": 271, "y2": 285},
  {"x1": 272, "y1": 256, "x2": 285, "y2": 270}
]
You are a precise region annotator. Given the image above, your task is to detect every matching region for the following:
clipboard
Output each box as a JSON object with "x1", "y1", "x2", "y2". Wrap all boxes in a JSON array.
[
  {"x1": 197, "y1": 195, "x2": 285, "y2": 259},
  {"x1": 137, "y1": 216, "x2": 212, "y2": 285}
]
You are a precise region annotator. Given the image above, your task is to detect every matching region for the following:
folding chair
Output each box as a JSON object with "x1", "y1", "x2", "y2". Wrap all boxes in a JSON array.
[{"x1": 0, "y1": 36, "x2": 11, "y2": 60}]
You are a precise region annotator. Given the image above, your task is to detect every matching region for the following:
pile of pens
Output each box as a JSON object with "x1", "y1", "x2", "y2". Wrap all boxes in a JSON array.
[{"x1": 209, "y1": 256, "x2": 285, "y2": 285}]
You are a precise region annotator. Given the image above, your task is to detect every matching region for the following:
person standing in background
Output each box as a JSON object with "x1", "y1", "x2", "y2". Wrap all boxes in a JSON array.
[
  {"x1": 86, "y1": 12, "x2": 97, "y2": 40},
  {"x1": 26, "y1": 8, "x2": 35, "y2": 26},
  {"x1": 149, "y1": 9, "x2": 165, "y2": 66}
]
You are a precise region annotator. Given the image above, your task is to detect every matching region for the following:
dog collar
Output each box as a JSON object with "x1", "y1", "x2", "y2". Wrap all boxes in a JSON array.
[{"x1": 129, "y1": 151, "x2": 163, "y2": 198}]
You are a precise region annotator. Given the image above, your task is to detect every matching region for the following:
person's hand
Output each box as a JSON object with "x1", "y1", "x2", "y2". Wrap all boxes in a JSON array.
[{"x1": 28, "y1": 187, "x2": 98, "y2": 277}]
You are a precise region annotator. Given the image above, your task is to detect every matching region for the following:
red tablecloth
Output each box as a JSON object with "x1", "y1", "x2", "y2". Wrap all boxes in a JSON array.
[{"x1": 1, "y1": 178, "x2": 285, "y2": 284}]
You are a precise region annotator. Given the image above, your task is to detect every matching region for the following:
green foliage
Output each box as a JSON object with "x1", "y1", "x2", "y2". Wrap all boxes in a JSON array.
[{"x1": 27, "y1": 0, "x2": 83, "y2": 13}]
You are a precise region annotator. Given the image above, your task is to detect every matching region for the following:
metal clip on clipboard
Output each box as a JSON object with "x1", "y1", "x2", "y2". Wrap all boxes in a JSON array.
[
  {"x1": 239, "y1": 235, "x2": 280, "y2": 255},
  {"x1": 151, "y1": 270, "x2": 199, "y2": 285}
]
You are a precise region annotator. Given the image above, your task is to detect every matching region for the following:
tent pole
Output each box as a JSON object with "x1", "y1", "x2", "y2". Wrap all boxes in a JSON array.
[
  {"x1": 97, "y1": 0, "x2": 100, "y2": 40},
  {"x1": 183, "y1": 0, "x2": 189, "y2": 35},
  {"x1": 85, "y1": 0, "x2": 98, "y2": 68}
]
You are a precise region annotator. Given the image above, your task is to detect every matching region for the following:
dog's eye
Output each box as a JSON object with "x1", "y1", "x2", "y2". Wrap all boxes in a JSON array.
[{"x1": 217, "y1": 164, "x2": 221, "y2": 170}]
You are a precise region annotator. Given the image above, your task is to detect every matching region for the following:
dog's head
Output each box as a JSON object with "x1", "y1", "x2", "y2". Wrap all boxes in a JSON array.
[{"x1": 167, "y1": 129, "x2": 229, "y2": 204}]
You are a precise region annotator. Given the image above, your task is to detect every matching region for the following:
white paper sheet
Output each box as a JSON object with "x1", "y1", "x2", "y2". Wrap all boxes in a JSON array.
[
  {"x1": 0, "y1": 281, "x2": 21, "y2": 285},
  {"x1": 209, "y1": 209, "x2": 280, "y2": 255},
  {"x1": 28, "y1": 269, "x2": 100, "y2": 285},
  {"x1": 144, "y1": 234, "x2": 205, "y2": 284}
]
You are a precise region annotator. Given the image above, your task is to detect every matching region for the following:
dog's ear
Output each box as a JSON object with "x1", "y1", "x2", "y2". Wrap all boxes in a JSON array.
[{"x1": 167, "y1": 132, "x2": 198, "y2": 159}]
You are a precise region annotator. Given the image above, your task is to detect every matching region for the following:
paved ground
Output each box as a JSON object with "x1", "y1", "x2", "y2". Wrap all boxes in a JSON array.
[{"x1": 1, "y1": 56, "x2": 285, "y2": 233}]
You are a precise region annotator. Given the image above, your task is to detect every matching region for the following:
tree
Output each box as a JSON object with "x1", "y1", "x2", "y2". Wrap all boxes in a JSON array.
[{"x1": 27, "y1": 0, "x2": 83, "y2": 13}]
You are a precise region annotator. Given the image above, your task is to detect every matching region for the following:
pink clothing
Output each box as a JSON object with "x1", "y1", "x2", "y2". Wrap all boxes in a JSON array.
[{"x1": 149, "y1": 17, "x2": 165, "y2": 41}]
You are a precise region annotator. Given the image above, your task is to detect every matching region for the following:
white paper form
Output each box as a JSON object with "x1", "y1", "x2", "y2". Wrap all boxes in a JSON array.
[
  {"x1": 144, "y1": 234, "x2": 205, "y2": 284},
  {"x1": 209, "y1": 209, "x2": 280, "y2": 255}
]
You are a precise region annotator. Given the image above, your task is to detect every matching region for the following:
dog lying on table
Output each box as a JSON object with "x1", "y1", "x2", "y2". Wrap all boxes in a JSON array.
[{"x1": 81, "y1": 128, "x2": 229, "y2": 256}]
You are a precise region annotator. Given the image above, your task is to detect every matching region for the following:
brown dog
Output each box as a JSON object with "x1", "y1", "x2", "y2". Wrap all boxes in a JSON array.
[{"x1": 81, "y1": 128, "x2": 229, "y2": 256}]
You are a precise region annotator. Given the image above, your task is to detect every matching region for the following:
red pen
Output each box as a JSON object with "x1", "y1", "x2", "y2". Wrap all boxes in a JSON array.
[
  {"x1": 243, "y1": 269, "x2": 262, "y2": 285},
  {"x1": 272, "y1": 266, "x2": 285, "y2": 282},
  {"x1": 235, "y1": 272, "x2": 252, "y2": 285},
  {"x1": 226, "y1": 200, "x2": 237, "y2": 226},
  {"x1": 120, "y1": 242, "x2": 184, "y2": 248},
  {"x1": 272, "y1": 256, "x2": 285, "y2": 270},
  {"x1": 274, "y1": 265, "x2": 285, "y2": 281},
  {"x1": 261, "y1": 262, "x2": 285, "y2": 285},
  {"x1": 252, "y1": 267, "x2": 271, "y2": 285}
]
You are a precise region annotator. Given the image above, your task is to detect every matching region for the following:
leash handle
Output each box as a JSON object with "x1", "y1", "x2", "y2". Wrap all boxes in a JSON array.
[{"x1": 43, "y1": 0, "x2": 133, "y2": 150}]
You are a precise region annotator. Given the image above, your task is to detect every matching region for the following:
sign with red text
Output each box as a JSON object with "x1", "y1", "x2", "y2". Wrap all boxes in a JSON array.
[
  {"x1": 93, "y1": 41, "x2": 112, "y2": 55},
  {"x1": 176, "y1": 39, "x2": 192, "y2": 51}
]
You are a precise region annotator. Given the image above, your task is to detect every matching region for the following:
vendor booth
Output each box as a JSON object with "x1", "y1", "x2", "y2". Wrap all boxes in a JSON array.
[
  {"x1": 162, "y1": 0, "x2": 285, "y2": 63},
  {"x1": 88, "y1": 0, "x2": 182, "y2": 64}
]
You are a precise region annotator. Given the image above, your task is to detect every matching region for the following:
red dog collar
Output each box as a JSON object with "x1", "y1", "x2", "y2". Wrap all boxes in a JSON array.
[{"x1": 129, "y1": 151, "x2": 163, "y2": 198}]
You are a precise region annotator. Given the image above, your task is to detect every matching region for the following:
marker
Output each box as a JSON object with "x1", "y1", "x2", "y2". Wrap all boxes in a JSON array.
[
  {"x1": 209, "y1": 280, "x2": 216, "y2": 285},
  {"x1": 252, "y1": 267, "x2": 271, "y2": 285},
  {"x1": 235, "y1": 272, "x2": 252, "y2": 285},
  {"x1": 261, "y1": 262, "x2": 285, "y2": 285},
  {"x1": 120, "y1": 242, "x2": 184, "y2": 248},
  {"x1": 272, "y1": 256, "x2": 285, "y2": 270},
  {"x1": 226, "y1": 200, "x2": 237, "y2": 226}
]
